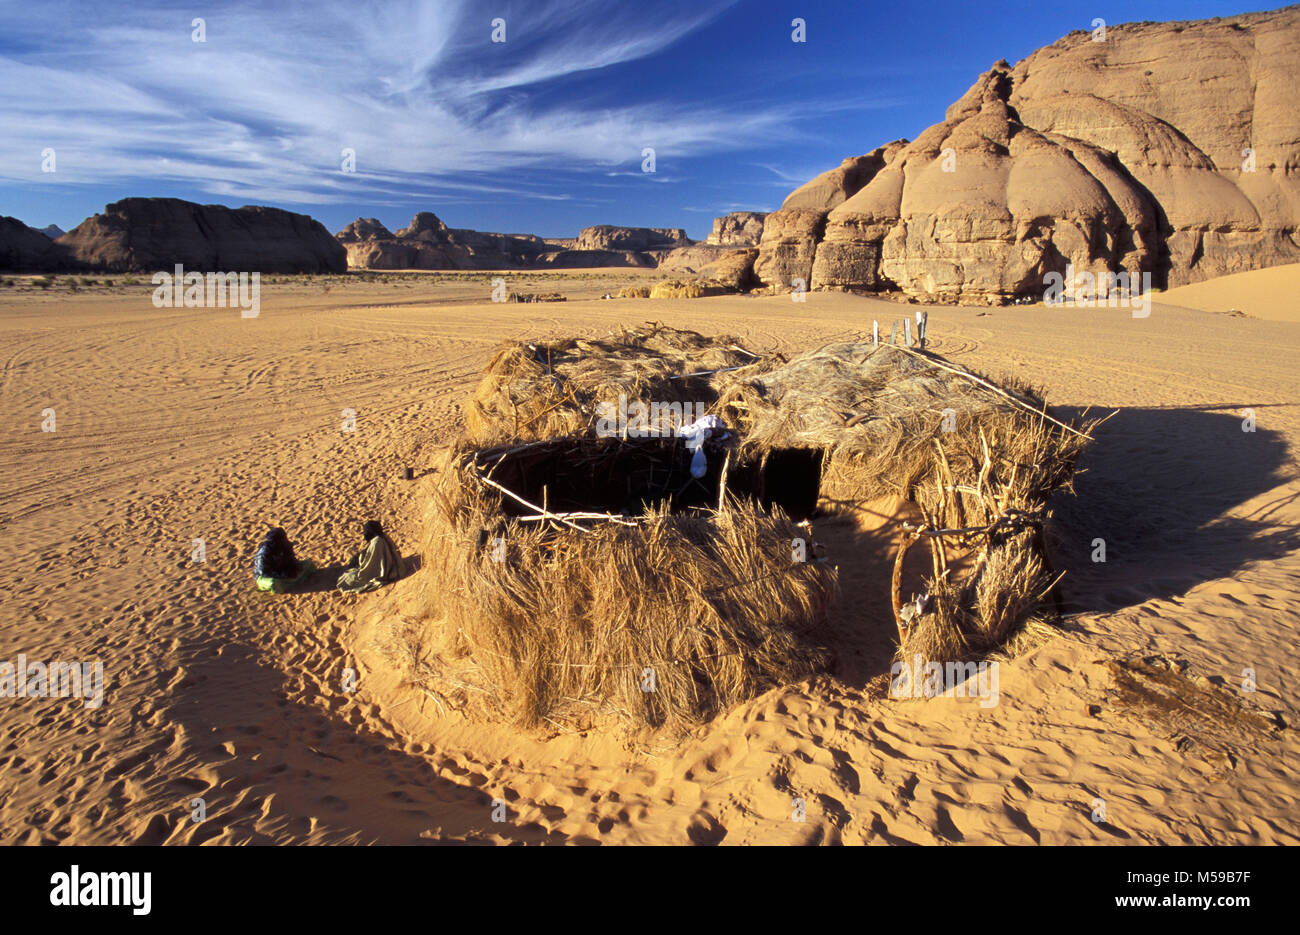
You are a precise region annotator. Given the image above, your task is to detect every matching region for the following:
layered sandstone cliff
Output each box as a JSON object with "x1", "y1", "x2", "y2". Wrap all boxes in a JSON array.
[
  {"x1": 705, "y1": 212, "x2": 767, "y2": 246},
  {"x1": 574, "y1": 226, "x2": 691, "y2": 252},
  {"x1": 758, "y1": 7, "x2": 1300, "y2": 302},
  {"x1": 754, "y1": 144, "x2": 907, "y2": 290}
]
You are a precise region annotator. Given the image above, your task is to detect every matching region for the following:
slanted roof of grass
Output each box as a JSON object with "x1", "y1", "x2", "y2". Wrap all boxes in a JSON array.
[
  {"x1": 462, "y1": 323, "x2": 764, "y2": 447},
  {"x1": 717, "y1": 342, "x2": 1031, "y2": 454}
]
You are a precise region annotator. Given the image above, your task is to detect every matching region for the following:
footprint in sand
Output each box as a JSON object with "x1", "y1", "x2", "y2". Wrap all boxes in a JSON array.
[{"x1": 685, "y1": 810, "x2": 727, "y2": 845}]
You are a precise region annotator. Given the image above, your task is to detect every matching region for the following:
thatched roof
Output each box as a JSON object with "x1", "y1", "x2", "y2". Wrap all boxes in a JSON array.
[
  {"x1": 715, "y1": 340, "x2": 1088, "y2": 503},
  {"x1": 718, "y1": 340, "x2": 1028, "y2": 454},
  {"x1": 462, "y1": 323, "x2": 764, "y2": 448}
]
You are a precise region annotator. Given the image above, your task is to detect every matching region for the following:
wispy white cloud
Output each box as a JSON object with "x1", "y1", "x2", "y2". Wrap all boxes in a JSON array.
[
  {"x1": 0, "y1": 0, "x2": 786, "y2": 205},
  {"x1": 753, "y1": 161, "x2": 852, "y2": 184},
  {"x1": 681, "y1": 202, "x2": 773, "y2": 213}
]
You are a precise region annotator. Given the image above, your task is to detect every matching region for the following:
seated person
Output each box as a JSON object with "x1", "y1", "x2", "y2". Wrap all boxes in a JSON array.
[
  {"x1": 253, "y1": 527, "x2": 314, "y2": 592},
  {"x1": 337, "y1": 520, "x2": 401, "y2": 593}
]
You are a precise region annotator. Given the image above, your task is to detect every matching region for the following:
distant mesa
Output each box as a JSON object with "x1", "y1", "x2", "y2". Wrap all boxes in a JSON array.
[
  {"x1": 0, "y1": 216, "x2": 61, "y2": 271},
  {"x1": 62, "y1": 198, "x2": 347, "y2": 274},
  {"x1": 13, "y1": 198, "x2": 346, "y2": 274},
  {"x1": 573, "y1": 226, "x2": 690, "y2": 252},
  {"x1": 756, "y1": 6, "x2": 1300, "y2": 303},
  {"x1": 337, "y1": 210, "x2": 559, "y2": 270},
  {"x1": 1, "y1": 189, "x2": 765, "y2": 288},
  {"x1": 335, "y1": 214, "x2": 712, "y2": 273}
]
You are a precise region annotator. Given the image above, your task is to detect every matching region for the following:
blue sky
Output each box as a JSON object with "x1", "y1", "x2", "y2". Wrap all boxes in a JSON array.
[{"x1": 0, "y1": 0, "x2": 1279, "y2": 239}]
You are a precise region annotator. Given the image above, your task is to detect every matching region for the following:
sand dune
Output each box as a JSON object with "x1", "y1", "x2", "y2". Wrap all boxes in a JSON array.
[
  {"x1": 1156, "y1": 262, "x2": 1300, "y2": 323},
  {"x1": 1, "y1": 272, "x2": 1296, "y2": 844}
]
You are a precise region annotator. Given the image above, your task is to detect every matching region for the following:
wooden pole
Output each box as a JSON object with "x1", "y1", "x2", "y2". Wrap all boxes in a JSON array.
[
  {"x1": 717, "y1": 450, "x2": 730, "y2": 512},
  {"x1": 889, "y1": 343, "x2": 1094, "y2": 441},
  {"x1": 476, "y1": 473, "x2": 588, "y2": 533},
  {"x1": 516, "y1": 512, "x2": 637, "y2": 526},
  {"x1": 892, "y1": 530, "x2": 917, "y2": 645}
]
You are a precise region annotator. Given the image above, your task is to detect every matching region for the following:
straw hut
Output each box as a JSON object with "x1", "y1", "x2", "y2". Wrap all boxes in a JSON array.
[{"x1": 406, "y1": 325, "x2": 1092, "y2": 729}]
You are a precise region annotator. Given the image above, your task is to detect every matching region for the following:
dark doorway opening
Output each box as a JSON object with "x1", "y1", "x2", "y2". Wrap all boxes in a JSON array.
[{"x1": 474, "y1": 437, "x2": 824, "y2": 520}]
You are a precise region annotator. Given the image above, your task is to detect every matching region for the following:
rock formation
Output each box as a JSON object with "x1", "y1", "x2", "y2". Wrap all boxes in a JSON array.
[
  {"x1": 39, "y1": 224, "x2": 65, "y2": 239},
  {"x1": 705, "y1": 212, "x2": 767, "y2": 246},
  {"x1": 574, "y1": 226, "x2": 691, "y2": 252},
  {"x1": 1006, "y1": 9, "x2": 1300, "y2": 286},
  {"x1": 538, "y1": 249, "x2": 656, "y2": 269},
  {"x1": 754, "y1": 144, "x2": 907, "y2": 291},
  {"x1": 58, "y1": 198, "x2": 346, "y2": 273},
  {"x1": 656, "y1": 245, "x2": 759, "y2": 290},
  {"x1": 337, "y1": 215, "x2": 691, "y2": 271},
  {"x1": 0, "y1": 217, "x2": 61, "y2": 271},
  {"x1": 336, "y1": 211, "x2": 555, "y2": 269},
  {"x1": 758, "y1": 7, "x2": 1300, "y2": 302},
  {"x1": 815, "y1": 68, "x2": 1168, "y2": 302},
  {"x1": 336, "y1": 217, "x2": 394, "y2": 243},
  {"x1": 395, "y1": 212, "x2": 451, "y2": 240}
]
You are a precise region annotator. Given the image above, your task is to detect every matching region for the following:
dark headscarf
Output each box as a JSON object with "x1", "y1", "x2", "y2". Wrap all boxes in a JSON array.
[
  {"x1": 255, "y1": 526, "x2": 297, "y2": 578},
  {"x1": 362, "y1": 520, "x2": 383, "y2": 541}
]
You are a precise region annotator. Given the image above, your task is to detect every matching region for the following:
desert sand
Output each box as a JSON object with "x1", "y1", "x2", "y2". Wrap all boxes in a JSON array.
[
  {"x1": 1156, "y1": 262, "x2": 1300, "y2": 323},
  {"x1": 0, "y1": 268, "x2": 1296, "y2": 844}
]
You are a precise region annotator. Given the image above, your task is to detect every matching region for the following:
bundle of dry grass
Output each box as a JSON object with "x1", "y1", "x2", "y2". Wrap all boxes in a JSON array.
[
  {"x1": 410, "y1": 439, "x2": 837, "y2": 730},
  {"x1": 647, "y1": 279, "x2": 729, "y2": 299},
  {"x1": 461, "y1": 323, "x2": 764, "y2": 448},
  {"x1": 715, "y1": 341, "x2": 1096, "y2": 665},
  {"x1": 507, "y1": 291, "x2": 566, "y2": 303}
]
